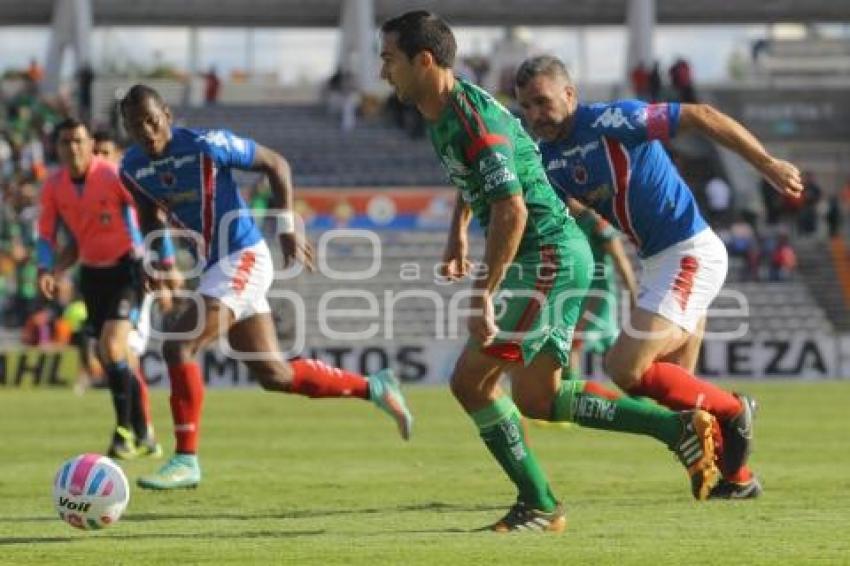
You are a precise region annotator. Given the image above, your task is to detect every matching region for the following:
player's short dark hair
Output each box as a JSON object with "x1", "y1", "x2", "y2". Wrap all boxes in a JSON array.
[
  {"x1": 380, "y1": 10, "x2": 456, "y2": 68},
  {"x1": 92, "y1": 130, "x2": 118, "y2": 145},
  {"x1": 120, "y1": 84, "x2": 167, "y2": 116},
  {"x1": 515, "y1": 55, "x2": 573, "y2": 88},
  {"x1": 53, "y1": 117, "x2": 89, "y2": 142}
]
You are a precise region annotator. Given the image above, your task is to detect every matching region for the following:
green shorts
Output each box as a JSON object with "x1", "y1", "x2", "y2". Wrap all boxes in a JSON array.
[
  {"x1": 481, "y1": 233, "x2": 593, "y2": 367},
  {"x1": 573, "y1": 277, "x2": 620, "y2": 355}
]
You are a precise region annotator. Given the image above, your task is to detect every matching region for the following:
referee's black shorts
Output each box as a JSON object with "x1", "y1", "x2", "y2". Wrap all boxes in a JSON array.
[{"x1": 79, "y1": 255, "x2": 143, "y2": 338}]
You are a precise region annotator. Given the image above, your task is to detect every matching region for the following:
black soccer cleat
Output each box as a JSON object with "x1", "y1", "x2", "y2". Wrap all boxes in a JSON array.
[
  {"x1": 719, "y1": 394, "x2": 757, "y2": 477},
  {"x1": 709, "y1": 476, "x2": 763, "y2": 500},
  {"x1": 489, "y1": 501, "x2": 567, "y2": 533}
]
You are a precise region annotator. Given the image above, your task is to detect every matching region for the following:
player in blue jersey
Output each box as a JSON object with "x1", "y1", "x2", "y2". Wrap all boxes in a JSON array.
[
  {"x1": 118, "y1": 84, "x2": 413, "y2": 490},
  {"x1": 515, "y1": 56, "x2": 803, "y2": 499}
]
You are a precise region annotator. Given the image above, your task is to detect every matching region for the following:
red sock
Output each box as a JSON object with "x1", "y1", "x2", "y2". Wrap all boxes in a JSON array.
[
  {"x1": 168, "y1": 362, "x2": 204, "y2": 454},
  {"x1": 584, "y1": 381, "x2": 623, "y2": 401},
  {"x1": 710, "y1": 420, "x2": 754, "y2": 482},
  {"x1": 289, "y1": 359, "x2": 369, "y2": 399},
  {"x1": 629, "y1": 362, "x2": 743, "y2": 421},
  {"x1": 133, "y1": 367, "x2": 152, "y2": 427},
  {"x1": 726, "y1": 466, "x2": 753, "y2": 483}
]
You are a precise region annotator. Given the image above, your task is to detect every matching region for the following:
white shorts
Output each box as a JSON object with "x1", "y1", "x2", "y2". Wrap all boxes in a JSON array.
[
  {"x1": 197, "y1": 240, "x2": 274, "y2": 322},
  {"x1": 636, "y1": 228, "x2": 728, "y2": 334},
  {"x1": 127, "y1": 294, "x2": 154, "y2": 357}
]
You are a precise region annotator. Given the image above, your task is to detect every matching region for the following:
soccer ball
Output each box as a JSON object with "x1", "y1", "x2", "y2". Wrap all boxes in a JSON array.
[{"x1": 53, "y1": 453, "x2": 130, "y2": 530}]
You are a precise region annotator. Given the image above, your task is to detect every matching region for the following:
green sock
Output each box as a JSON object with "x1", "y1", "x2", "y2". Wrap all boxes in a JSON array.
[
  {"x1": 550, "y1": 380, "x2": 682, "y2": 447},
  {"x1": 471, "y1": 397, "x2": 558, "y2": 512}
]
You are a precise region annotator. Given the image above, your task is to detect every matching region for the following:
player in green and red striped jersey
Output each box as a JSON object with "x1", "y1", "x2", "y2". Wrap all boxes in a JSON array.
[{"x1": 380, "y1": 10, "x2": 721, "y2": 532}]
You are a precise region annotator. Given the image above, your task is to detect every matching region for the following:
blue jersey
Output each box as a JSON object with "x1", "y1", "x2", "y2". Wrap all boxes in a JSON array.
[
  {"x1": 120, "y1": 127, "x2": 263, "y2": 268},
  {"x1": 539, "y1": 100, "x2": 707, "y2": 258}
]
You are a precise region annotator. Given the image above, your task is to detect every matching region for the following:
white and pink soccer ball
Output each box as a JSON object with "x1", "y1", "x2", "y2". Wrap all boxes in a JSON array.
[{"x1": 53, "y1": 453, "x2": 130, "y2": 530}]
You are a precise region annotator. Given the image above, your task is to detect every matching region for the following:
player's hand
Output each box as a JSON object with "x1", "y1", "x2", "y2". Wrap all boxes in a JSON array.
[
  {"x1": 279, "y1": 232, "x2": 315, "y2": 272},
  {"x1": 156, "y1": 286, "x2": 174, "y2": 313},
  {"x1": 160, "y1": 265, "x2": 184, "y2": 292},
  {"x1": 468, "y1": 292, "x2": 498, "y2": 347},
  {"x1": 440, "y1": 242, "x2": 472, "y2": 281},
  {"x1": 151, "y1": 266, "x2": 182, "y2": 312},
  {"x1": 762, "y1": 158, "x2": 804, "y2": 199},
  {"x1": 38, "y1": 272, "x2": 57, "y2": 300}
]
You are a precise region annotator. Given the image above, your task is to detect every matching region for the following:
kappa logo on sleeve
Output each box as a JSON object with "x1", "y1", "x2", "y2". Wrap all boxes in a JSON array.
[{"x1": 590, "y1": 107, "x2": 635, "y2": 130}]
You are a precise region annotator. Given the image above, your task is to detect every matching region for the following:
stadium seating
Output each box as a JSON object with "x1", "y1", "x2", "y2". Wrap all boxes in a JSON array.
[{"x1": 177, "y1": 105, "x2": 447, "y2": 187}]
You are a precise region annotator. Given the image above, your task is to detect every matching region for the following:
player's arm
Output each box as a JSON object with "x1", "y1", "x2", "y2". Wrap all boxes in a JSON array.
[
  {"x1": 603, "y1": 236, "x2": 638, "y2": 305},
  {"x1": 441, "y1": 192, "x2": 473, "y2": 281},
  {"x1": 477, "y1": 195, "x2": 526, "y2": 296},
  {"x1": 472, "y1": 194, "x2": 527, "y2": 346},
  {"x1": 678, "y1": 103, "x2": 803, "y2": 199},
  {"x1": 563, "y1": 195, "x2": 607, "y2": 227},
  {"x1": 249, "y1": 143, "x2": 314, "y2": 271},
  {"x1": 471, "y1": 136, "x2": 527, "y2": 345},
  {"x1": 119, "y1": 172, "x2": 180, "y2": 297},
  {"x1": 54, "y1": 236, "x2": 79, "y2": 275},
  {"x1": 36, "y1": 180, "x2": 60, "y2": 299}
]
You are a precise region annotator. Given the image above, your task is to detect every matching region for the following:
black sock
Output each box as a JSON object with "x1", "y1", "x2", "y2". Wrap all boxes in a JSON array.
[
  {"x1": 128, "y1": 370, "x2": 149, "y2": 440},
  {"x1": 105, "y1": 361, "x2": 133, "y2": 435}
]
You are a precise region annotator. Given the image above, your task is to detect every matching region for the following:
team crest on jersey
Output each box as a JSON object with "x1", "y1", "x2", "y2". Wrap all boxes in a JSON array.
[
  {"x1": 572, "y1": 164, "x2": 589, "y2": 184},
  {"x1": 159, "y1": 172, "x2": 176, "y2": 187}
]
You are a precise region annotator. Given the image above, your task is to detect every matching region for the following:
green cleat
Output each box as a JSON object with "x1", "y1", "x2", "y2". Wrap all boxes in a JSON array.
[
  {"x1": 368, "y1": 369, "x2": 413, "y2": 441},
  {"x1": 137, "y1": 454, "x2": 201, "y2": 490},
  {"x1": 107, "y1": 426, "x2": 137, "y2": 461},
  {"x1": 135, "y1": 437, "x2": 164, "y2": 459}
]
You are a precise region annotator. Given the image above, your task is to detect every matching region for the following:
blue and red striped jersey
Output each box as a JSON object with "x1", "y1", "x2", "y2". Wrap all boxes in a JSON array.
[
  {"x1": 120, "y1": 127, "x2": 262, "y2": 269},
  {"x1": 539, "y1": 100, "x2": 707, "y2": 258}
]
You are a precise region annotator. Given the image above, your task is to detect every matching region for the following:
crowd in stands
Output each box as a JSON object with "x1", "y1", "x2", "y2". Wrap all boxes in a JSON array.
[
  {"x1": 0, "y1": 72, "x2": 98, "y2": 349},
  {"x1": 631, "y1": 58, "x2": 698, "y2": 103}
]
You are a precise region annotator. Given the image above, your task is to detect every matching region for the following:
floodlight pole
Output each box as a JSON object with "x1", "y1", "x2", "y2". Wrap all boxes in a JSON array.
[
  {"x1": 625, "y1": 0, "x2": 655, "y2": 84},
  {"x1": 44, "y1": 0, "x2": 93, "y2": 95},
  {"x1": 337, "y1": 0, "x2": 378, "y2": 94}
]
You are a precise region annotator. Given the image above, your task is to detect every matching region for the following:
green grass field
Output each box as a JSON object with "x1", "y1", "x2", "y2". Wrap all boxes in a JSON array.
[{"x1": 2, "y1": 381, "x2": 849, "y2": 564}]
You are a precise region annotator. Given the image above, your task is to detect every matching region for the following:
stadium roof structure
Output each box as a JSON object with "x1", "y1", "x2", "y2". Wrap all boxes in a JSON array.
[{"x1": 1, "y1": 0, "x2": 849, "y2": 27}]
